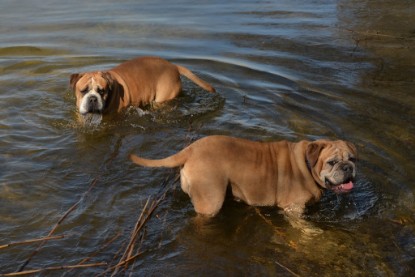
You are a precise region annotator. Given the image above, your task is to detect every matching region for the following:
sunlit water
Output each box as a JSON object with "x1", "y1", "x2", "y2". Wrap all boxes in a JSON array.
[{"x1": 1, "y1": 0, "x2": 414, "y2": 276}]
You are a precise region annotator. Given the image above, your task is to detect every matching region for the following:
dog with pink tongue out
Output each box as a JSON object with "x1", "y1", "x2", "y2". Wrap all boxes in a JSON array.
[{"x1": 130, "y1": 136, "x2": 357, "y2": 218}]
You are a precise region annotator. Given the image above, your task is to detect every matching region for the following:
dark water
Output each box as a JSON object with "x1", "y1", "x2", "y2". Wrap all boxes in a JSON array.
[{"x1": 1, "y1": 0, "x2": 414, "y2": 276}]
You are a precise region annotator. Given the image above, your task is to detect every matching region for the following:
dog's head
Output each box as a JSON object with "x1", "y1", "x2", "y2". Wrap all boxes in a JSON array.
[
  {"x1": 306, "y1": 140, "x2": 357, "y2": 193},
  {"x1": 70, "y1": 71, "x2": 114, "y2": 115}
]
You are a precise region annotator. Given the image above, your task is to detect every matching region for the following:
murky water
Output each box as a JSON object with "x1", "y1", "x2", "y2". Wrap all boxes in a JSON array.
[{"x1": 1, "y1": 0, "x2": 414, "y2": 276}]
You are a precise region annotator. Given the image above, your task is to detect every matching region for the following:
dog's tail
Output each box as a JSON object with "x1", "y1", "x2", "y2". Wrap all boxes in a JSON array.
[
  {"x1": 176, "y1": 65, "x2": 216, "y2": 93},
  {"x1": 130, "y1": 148, "x2": 189, "y2": 168}
]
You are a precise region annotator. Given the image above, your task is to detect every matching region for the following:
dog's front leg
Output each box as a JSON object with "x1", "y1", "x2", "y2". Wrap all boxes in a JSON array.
[{"x1": 283, "y1": 204, "x2": 323, "y2": 237}]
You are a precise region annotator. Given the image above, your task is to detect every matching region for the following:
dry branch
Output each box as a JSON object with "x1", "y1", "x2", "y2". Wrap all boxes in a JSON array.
[
  {"x1": 16, "y1": 136, "x2": 124, "y2": 272},
  {"x1": 17, "y1": 178, "x2": 99, "y2": 272},
  {"x1": 108, "y1": 174, "x2": 179, "y2": 276},
  {"x1": 0, "y1": 262, "x2": 107, "y2": 276},
  {"x1": 274, "y1": 260, "x2": 301, "y2": 277},
  {"x1": 75, "y1": 232, "x2": 122, "y2": 266},
  {"x1": 0, "y1": 235, "x2": 65, "y2": 250},
  {"x1": 254, "y1": 208, "x2": 300, "y2": 277},
  {"x1": 8, "y1": 133, "x2": 184, "y2": 276}
]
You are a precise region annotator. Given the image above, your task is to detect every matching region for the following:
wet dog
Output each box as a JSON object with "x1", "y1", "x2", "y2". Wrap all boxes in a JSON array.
[
  {"x1": 70, "y1": 56, "x2": 215, "y2": 121},
  {"x1": 130, "y1": 136, "x2": 357, "y2": 216}
]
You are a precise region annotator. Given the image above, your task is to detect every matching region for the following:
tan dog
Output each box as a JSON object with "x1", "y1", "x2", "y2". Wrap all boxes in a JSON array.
[
  {"x1": 70, "y1": 56, "x2": 215, "y2": 117},
  {"x1": 130, "y1": 136, "x2": 357, "y2": 216}
]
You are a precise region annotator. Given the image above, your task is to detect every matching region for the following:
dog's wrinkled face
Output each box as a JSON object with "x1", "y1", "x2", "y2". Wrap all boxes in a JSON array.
[
  {"x1": 70, "y1": 72, "x2": 113, "y2": 115},
  {"x1": 306, "y1": 140, "x2": 357, "y2": 194}
]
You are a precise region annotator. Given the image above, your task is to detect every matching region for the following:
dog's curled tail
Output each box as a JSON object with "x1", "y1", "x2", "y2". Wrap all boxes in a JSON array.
[
  {"x1": 130, "y1": 149, "x2": 188, "y2": 168},
  {"x1": 176, "y1": 65, "x2": 216, "y2": 93}
]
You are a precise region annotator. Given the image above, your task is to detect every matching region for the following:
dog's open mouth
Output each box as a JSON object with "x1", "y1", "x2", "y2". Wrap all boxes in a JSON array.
[{"x1": 325, "y1": 178, "x2": 354, "y2": 194}]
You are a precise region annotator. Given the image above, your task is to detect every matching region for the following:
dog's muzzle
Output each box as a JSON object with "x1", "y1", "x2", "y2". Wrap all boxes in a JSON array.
[
  {"x1": 325, "y1": 178, "x2": 354, "y2": 194},
  {"x1": 325, "y1": 163, "x2": 355, "y2": 194},
  {"x1": 79, "y1": 91, "x2": 104, "y2": 115}
]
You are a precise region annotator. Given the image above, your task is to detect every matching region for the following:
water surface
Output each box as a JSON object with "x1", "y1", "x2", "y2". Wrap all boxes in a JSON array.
[{"x1": 1, "y1": 0, "x2": 414, "y2": 276}]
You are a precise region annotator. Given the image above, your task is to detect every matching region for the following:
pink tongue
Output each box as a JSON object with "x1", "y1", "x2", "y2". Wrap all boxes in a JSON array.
[{"x1": 341, "y1": 181, "x2": 354, "y2": 190}]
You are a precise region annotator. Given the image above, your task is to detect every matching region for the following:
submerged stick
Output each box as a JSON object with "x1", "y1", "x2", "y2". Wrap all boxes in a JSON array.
[
  {"x1": 0, "y1": 235, "x2": 65, "y2": 250},
  {"x1": 254, "y1": 208, "x2": 300, "y2": 277},
  {"x1": 1, "y1": 262, "x2": 107, "y2": 276},
  {"x1": 16, "y1": 136, "x2": 124, "y2": 272},
  {"x1": 113, "y1": 198, "x2": 151, "y2": 276},
  {"x1": 109, "y1": 174, "x2": 179, "y2": 276},
  {"x1": 109, "y1": 127, "x2": 190, "y2": 275},
  {"x1": 274, "y1": 260, "x2": 301, "y2": 277},
  {"x1": 102, "y1": 251, "x2": 144, "y2": 276},
  {"x1": 63, "y1": 231, "x2": 123, "y2": 276},
  {"x1": 342, "y1": 28, "x2": 412, "y2": 39},
  {"x1": 111, "y1": 197, "x2": 157, "y2": 276},
  {"x1": 17, "y1": 178, "x2": 99, "y2": 272},
  {"x1": 75, "y1": 232, "x2": 122, "y2": 266}
]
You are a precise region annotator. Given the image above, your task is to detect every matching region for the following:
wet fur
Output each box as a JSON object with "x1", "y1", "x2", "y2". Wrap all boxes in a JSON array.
[
  {"x1": 130, "y1": 136, "x2": 357, "y2": 216},
  {"x1": 70, "y1": 56, "x2": 215, "y2": 117}
]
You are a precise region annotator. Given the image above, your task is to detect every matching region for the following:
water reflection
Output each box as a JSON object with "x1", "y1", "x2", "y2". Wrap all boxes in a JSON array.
[{"x1": 0, "y1": 0, "x2": 414, "y2": 276}]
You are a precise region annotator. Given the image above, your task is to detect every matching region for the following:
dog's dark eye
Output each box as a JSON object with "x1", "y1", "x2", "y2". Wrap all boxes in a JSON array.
[
  {"x1": 97, "y1": 88, "x2": 104, "y2": 95},
  {"x1": 80, "y1": 88, "x2": 88, "y2": 94},
  {"x1": 328, "y1": 160, "x2": 338, "y2": 166},
  {"x1": 349, "y1": 157, "x2": 356, "y2": 163}
]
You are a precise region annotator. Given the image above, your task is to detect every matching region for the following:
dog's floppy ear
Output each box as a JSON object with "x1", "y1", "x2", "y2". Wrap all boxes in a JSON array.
[
  {"x1": 102, "y1": 72, "x2": 114, "y2": 91},
  {"x1": 306, "y1": 142, "x2": 326, "y2": 168},
  {"x1": 346, "y1": 141, "x2": 358, "y2": 159},
  {"x1": 70, "y1": 73, "x2": 83, "y2": 90}
]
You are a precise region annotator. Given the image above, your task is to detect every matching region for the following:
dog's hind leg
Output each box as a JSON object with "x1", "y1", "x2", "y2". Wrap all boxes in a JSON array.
[{"x1": 180, "y1": 167, "x2": 227, "y2": 217}]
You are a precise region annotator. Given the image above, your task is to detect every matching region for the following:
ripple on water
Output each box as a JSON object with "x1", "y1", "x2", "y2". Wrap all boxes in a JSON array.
[
  {"x1": 0, "y1": 46, "x2": 68, "y2": 57},
  {"x1": 306, "y1": 176, "x2": 379, "y2": 224},
  {"x1": 0, "y1": 1, "x2": 414, "y2": 275}
]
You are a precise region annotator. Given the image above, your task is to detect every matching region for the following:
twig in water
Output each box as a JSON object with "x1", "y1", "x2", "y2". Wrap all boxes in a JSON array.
[
  {"x1": 254, "y1": 208, "x2": 301, "y2": 276},
  {"x1": 274, "y1": 260, "x2": 301, "y2": 277},
  {"x1": 108, "y1": 174, "x2": 179, "y2": 276},
  {"x1": 122, "y1": 198, "x2": 151, "y2": 267},
  {"x1": 0, "y1": 235, "x2": 65, "y2": 250},
  {"x1": 75, "y1": 232, "x2": 122, "y2": 266},
  {"x1": 17, "y1": 178, "x2": 99, "y2": 272},
  {"x1": 1, "y1": 262, "x2": 107, "y2": 276},
  {"x1": 110, "y1": 197, "x2": 157, "y2": 276},
  {"x1": 128, "y1": 231, "x2": 146, "y2": 277},
  {"x1": 61, "y1": 231, "x2": 123, "y2": 276},
  {"x1": 16, "y1": 135, "x2": 124, "y2": 272},
  {"x1": 101, "y1": 251, "x2": 144, "y2": 276}
]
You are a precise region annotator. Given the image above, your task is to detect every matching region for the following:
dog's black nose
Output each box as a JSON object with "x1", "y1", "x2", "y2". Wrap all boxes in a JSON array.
[
  {"x1": 342, "y1": 164, "x2": 353, "y2": 173},
  {"x1": 89, "y1": 96, "x2": 98, "y2": 104}
]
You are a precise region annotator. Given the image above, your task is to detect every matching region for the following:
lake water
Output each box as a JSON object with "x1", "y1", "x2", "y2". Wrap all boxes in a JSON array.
[{"x1": 1, "y1": 0, "x2": 414, "y2": 276}]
